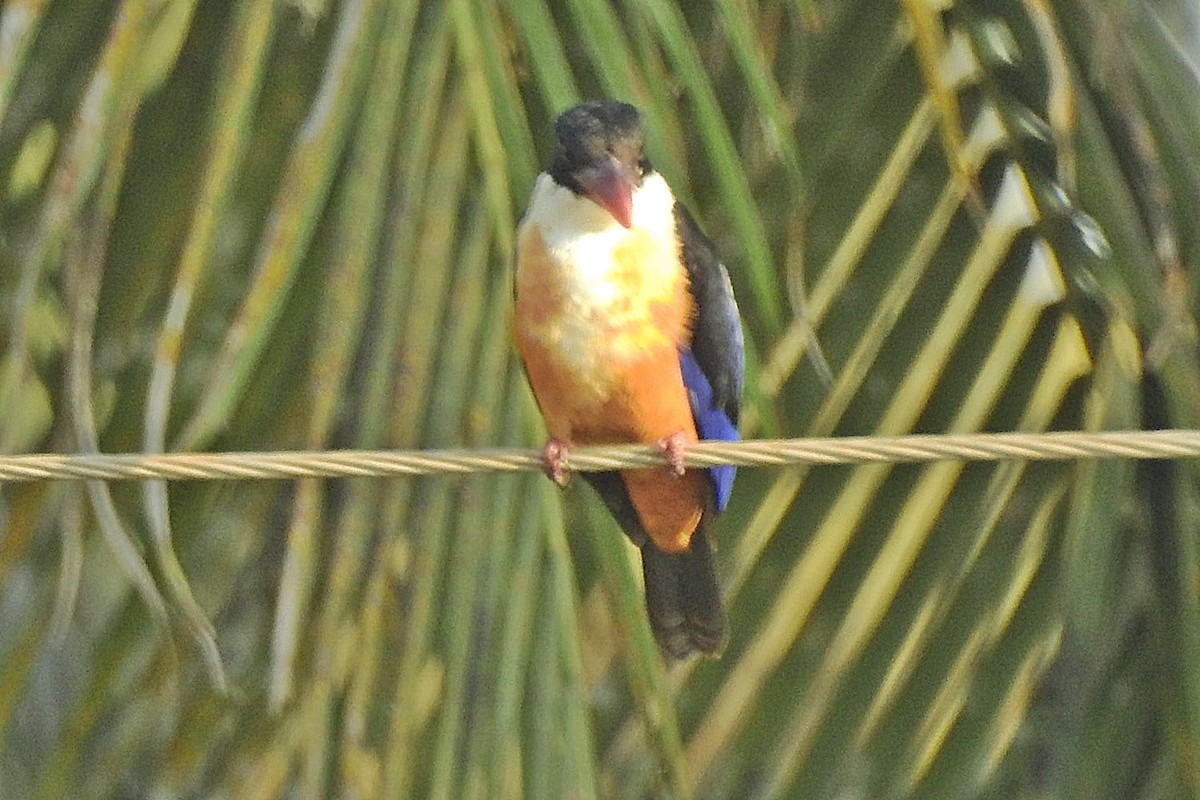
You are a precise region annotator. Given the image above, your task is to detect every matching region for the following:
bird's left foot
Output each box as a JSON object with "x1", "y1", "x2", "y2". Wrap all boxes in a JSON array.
[{"x1": 657, "y1": 431, "x2": 689, "y2": 477}]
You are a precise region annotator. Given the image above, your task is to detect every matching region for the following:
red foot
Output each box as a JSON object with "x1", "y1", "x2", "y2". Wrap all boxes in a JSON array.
[
  {"x1": 542, "y1": 438, "x2": 571, "y2": 487},
  {"x1": 657, "y1": 431, "x2": 688, "y2": 477}
]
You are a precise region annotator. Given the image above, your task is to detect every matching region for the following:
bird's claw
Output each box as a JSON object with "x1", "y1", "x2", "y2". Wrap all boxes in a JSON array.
[
  {"x1": 542, "y1": 438, "x2": 571, "y2": 487},
  {"x1": 657, "y1": 431, "x2": 688, "y2": 477}
]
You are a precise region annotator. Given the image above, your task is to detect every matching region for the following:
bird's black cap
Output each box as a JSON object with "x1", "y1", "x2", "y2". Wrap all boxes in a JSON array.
[
  {"x1": 549, "y1": 101, "x2": 649, "y2": 193},
  {"x1": 554, "y1": 101, "x2": 643, "y2": 154}
]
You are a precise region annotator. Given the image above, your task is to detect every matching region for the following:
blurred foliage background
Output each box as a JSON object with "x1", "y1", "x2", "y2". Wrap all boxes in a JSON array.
[{"x1": 2, "y1": 0, "x2": 1200, "y2": 797}]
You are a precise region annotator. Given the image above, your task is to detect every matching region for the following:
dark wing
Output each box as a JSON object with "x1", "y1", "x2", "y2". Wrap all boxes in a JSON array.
[
  {"x1": 676, "y1": 205, "x2": 744, "y2": 427},
  {"x1": 675, "y1": 204, "x2": 744, "y2": 511}
]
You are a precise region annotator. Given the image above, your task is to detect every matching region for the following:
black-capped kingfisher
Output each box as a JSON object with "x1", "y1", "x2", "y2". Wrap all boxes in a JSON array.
[{"x1": 513, "y1": 101, "x2": 744, "y2": 659}]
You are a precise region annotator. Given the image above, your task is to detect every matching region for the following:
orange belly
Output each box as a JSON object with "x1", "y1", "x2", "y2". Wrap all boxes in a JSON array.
[
  {"x1": 519, "y1": 330, "x2": 705, "y2": 553},
  {"x1": 514, "y1": 222, "x2": 704, "y2": 552}
]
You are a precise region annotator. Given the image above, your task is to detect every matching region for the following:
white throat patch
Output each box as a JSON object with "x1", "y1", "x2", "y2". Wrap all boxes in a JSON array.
[{"x1": 520, "y1": 171, "x2": 679, "y2": 309}]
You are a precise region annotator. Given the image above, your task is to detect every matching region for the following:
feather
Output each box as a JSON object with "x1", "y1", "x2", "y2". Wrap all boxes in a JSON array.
[
  {"x1": 676, "y1": 205, "x2": 744, "y2": 511},
  {"x1": 679, "y1": 348, "x2": 737, "y2": 509}
]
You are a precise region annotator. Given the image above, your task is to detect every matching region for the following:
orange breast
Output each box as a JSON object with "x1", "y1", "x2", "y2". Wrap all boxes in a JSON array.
[{"x1": 514, "y1": 221, "x2": 705, "y2": 552}]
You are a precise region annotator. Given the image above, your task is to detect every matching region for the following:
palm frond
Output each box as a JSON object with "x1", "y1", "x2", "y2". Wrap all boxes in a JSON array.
[{"x1": 1, "y1": 1, "x2": 1198, "y2": 798}]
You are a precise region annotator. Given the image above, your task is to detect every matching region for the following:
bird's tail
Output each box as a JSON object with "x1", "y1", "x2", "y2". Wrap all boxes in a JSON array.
[{"x1": 641, "y1": 515, "x2": 727, "y2": 659}]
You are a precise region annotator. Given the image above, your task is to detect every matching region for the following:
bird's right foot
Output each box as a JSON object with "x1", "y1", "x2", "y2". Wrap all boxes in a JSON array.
[{"x1": 542, "y1": 438, "x2": 571, "y2": 487}]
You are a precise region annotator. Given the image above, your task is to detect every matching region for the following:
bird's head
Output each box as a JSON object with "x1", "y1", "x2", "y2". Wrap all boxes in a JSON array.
[{"x1": 549, "y1": 101, "x2": 650, "y2": 229}]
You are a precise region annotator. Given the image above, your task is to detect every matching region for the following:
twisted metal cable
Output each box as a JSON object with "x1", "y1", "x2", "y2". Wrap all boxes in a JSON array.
[{"x1": 2, "y1": 429, "x2": 1198, "y2": 483}]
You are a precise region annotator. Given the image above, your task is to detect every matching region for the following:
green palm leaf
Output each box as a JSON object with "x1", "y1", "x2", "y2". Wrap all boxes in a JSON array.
[{"x1": 1, "y1": 1, "x2": 1197, "y2": 798}]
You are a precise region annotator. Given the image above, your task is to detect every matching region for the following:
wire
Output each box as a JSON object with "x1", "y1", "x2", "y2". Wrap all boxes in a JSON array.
[{"x1": 2, "y1": 429, "x2": 1197, "y2": 483}]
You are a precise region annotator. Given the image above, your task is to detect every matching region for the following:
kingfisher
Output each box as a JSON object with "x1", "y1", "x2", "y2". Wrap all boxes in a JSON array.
[{"x1": 513, "y1": 101, "x2": 744, "y2": 659}]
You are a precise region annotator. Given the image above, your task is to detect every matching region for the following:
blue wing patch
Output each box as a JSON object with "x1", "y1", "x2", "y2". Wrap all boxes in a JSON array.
[{"x1": 679, "y1": 348, "x2": 739, "y2": 511}]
